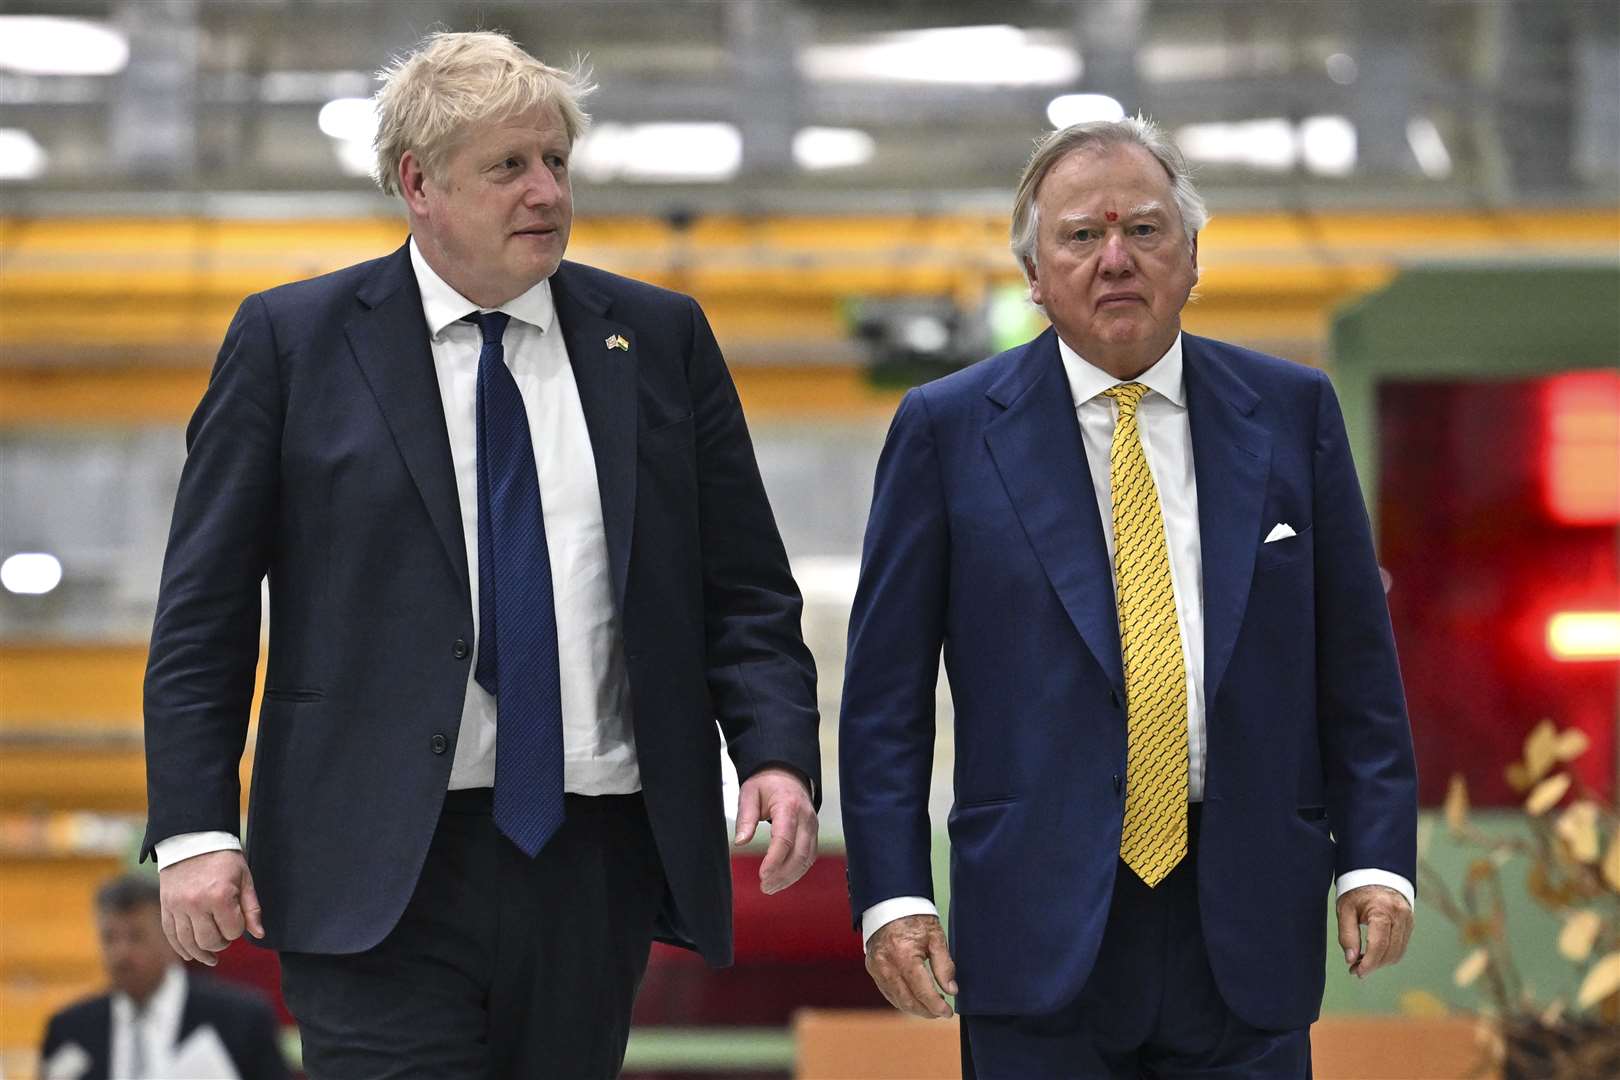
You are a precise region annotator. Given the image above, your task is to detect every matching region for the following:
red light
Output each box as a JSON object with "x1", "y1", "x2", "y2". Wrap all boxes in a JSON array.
[{"x1": 1542, "y1": 372, "x2": 1620, "y2": 525}]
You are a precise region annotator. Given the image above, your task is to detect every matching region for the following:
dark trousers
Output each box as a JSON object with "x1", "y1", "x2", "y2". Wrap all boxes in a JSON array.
[
  {"x1": 280, "y1": 790, "x2": 665, "y2": 1079},
  {"x1": 962, "y1": 807, "x2": 1312, "y2": 1079}
]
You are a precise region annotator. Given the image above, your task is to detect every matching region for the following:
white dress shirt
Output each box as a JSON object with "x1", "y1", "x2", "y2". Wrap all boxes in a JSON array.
[
  {"x1": 410, "y1": 239, "x2": 639, "y2": 795},
  {"x1": 156, "y1": 240, "x2": 638, "y2": 869},
  {"x1": 109, "y1": 963, "x2": 187, "y2": 1080},
  {"x1": 860, "y1": 333, "x2": 1412, "y2": 947}
]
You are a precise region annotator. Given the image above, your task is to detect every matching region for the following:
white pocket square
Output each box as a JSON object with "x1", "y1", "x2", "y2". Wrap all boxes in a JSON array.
[{"x1": 1264, "y1": 522, "x2": 1297, "y2": 543}]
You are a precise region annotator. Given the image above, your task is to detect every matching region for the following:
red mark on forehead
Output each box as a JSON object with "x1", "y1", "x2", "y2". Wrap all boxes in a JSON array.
[{"x1": 1105, "y1": 211, "x2": 1118, "y2": 222}]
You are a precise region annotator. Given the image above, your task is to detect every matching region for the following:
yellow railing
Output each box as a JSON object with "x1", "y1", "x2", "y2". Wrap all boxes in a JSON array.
[{"x1": 5, "y1": 209, "x2": 1614, "y2": 365}]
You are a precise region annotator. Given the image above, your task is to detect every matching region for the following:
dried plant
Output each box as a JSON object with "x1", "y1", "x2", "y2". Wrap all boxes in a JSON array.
[{"x1": 1409, "y1": 720, "x2": 1620, "y2": 1079}]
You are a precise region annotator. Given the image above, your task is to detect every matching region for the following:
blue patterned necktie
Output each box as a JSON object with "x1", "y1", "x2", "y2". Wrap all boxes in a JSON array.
[{"x1": 469, "y1": 310, "x2": 565, "y2": 857}]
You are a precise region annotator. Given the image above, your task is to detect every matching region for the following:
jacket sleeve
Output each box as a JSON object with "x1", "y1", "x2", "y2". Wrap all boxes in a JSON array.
[
  {"x1": 684, "y1": 297, "x2": 822, "y2": 802},
  {"x1": 839, "y1": 388, "x2": 950, "y2": 923},
  {"x1": 1310, "y1": 370, "x2": 1418, "y2": 886},
  {"x1": 141, "y1": 294, "x2": 282, "y2": 859}
]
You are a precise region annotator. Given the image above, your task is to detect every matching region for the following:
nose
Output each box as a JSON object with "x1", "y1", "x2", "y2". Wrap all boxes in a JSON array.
[
  {"x1": 1098, "y1": 231, "x2": 1133, "y2": 278},
  {"x1": 524, "y1": 164, "x2": 562, "y2": 208}
]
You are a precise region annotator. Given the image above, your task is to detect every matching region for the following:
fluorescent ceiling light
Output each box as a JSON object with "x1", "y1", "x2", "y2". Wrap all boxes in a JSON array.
[
  {"x1": 318, "y1": 98, "x2": 379, "y2": 178},
  {"x1": 1047, "y1": 94, "x2": 1125, "y2": 128},
  {"x1": 0, "y1": 128, "x2": 47, "y2": 181},
  {"x1": 334, "y1": 139, "x2": 378, "y2": 178},
  {"x1": 1177, "y1": 118, "x2": 1297, "y2": 172},
  {"x1": 1406, "y1": 117, "x2": 1453, "y2": 179},
  {"x1": 0, "y1": 17, "x2": 129, "y2": 76},
  {"x1": 1300, "y1": 115, "x2": 1356, "y2": 176},
  {"x1": 793, "y1": 127, "x2": 875, "y2": 171},
  {"x1": 574, "y1": 123, "x2": 742, "y2": 183},
  {"x1": 1178, "y1": 116, "x2": 1357, "y2": 176},
  {"x1": 800, "y1": 26, "x2": 1080, "y2": 86},
  {"x1": 319, "y1": 98, "x2": 378, "y2": 142},
  {"x1": 1, "y1": 552, "x2": 63, "y2": 595}
]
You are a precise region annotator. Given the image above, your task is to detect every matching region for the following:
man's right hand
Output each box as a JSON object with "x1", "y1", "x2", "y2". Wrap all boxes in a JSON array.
[
  {"x1": 864, "y1": 913, "x2": 958, "y2": 1019},
  {"x1": 159, "y1": 850, "x2": 264, "y2": 965}
]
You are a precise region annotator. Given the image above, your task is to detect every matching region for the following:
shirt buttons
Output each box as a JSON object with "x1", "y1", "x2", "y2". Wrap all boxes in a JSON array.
[
  {"x1": 430, "y1": 733, "x2": 449, "y2": 755},
  {"x1": 452, "y1": 638, "x2": 470, "y2": 660}
]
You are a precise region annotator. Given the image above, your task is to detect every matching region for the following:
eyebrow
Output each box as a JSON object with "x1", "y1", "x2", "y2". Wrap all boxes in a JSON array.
[{"x1": 1055, "y1": 202, "x2": 1168, "y2": 228}]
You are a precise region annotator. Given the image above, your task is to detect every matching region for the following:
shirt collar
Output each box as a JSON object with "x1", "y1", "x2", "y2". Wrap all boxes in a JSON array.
[
  {"x1": 112, "y1": 962, "x2": 186, "y2": 1023},
  {"x1": 408, "y1": 236, "x2": 556, "y2": 341},
  {"x1": 1057, "y1": 331, "x2": 1186, "y2": 410}
]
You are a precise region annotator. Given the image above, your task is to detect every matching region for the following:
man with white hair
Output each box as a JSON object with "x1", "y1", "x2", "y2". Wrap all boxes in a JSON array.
[
  {"x1": 143, "y1": 30, "x2": 820, "y2": 1077},
  {"x1": 840, "y1": 118, "x2": 1417, "y2": 1076}
]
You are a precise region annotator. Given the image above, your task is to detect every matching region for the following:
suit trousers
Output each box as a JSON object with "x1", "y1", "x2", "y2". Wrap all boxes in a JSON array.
[
  {"x1": 280, "y1": 789, "x2": 664, "y2": 1079},
  {"x1": 961, "y1": 806, "x2": 1312, "y2": 1079}
]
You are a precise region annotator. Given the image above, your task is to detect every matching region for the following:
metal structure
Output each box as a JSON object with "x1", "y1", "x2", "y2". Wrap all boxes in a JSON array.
[{"x1": 1, "y1": 0, "x2": 1616, "y2": 213}]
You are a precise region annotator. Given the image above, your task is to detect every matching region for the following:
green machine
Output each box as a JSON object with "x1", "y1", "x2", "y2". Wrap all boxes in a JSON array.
[{"x1": 1323, "y1": 263, "x2": 1619, "y2": 1017}]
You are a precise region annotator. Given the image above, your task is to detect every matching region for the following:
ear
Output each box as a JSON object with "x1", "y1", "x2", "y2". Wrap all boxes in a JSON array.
[
  {"x1": 1189, "y1": 233, "x2": 1200, "y2": 282},
  {"x1": 399, "y1": 150, "x2": 431, "y2": 217},
  {"x1": 1024, "y1": 256, "x2": 1043, "y2": 307}
]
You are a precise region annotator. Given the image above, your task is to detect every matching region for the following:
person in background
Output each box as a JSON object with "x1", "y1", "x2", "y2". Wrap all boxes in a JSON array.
[
  {"x1": 39, "y1": 874, "x2": 288, "y2": 1080},
  {"x1": 840, "y1": 117, "x2": 1417, "y2": 1078},
  {"x1": 141, "y1": 29, "x2": 820, "y2": 1078}
]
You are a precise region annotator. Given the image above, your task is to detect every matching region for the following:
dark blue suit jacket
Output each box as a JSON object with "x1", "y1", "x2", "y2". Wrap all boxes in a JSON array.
[
  {"x1": 141, "y1": 245, "x2": 819, "y2": 966},
  {"x1": 839, "y1": 329, "x2": 1416, "y2": 1030}
]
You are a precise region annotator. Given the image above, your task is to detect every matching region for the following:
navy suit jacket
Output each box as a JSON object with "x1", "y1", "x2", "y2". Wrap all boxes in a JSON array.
[
  {"x1": 40, "y1": 974, "x2": 289, "y2": 1080},
  {"x1": 142, "y1": 245, "x2": 820, "y2": 965},
  {"x1": 839, "y1": 329, "x2": 1416, "y2": 1030}
]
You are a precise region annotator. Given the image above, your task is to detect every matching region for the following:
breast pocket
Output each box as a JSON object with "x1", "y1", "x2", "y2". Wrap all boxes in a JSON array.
[
  {"x1": 1255, "y1": 523, "x2": 1313, "y2": 572},
  {"x1": 638, "y1": 414, "x2": 694, "y2": 458}
]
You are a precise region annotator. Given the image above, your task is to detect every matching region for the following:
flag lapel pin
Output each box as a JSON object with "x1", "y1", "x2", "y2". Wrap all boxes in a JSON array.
[{"x1": 605, "y1": 334, "x2": 630, "y2": 351}]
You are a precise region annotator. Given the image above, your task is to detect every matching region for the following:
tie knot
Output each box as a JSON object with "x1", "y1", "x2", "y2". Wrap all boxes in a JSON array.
[
  {"x1": 465, "y1": 310, "x2": 511, "y2": 346},
  {"x1": 1104, "y1": 381, "x2": 1150, "y2": 414}
]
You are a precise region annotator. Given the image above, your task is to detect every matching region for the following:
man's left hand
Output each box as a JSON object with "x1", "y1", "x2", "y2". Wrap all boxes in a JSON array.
[
  {"x1": 1336, "y1": 884, "x2": 1414, "y2": 978},
  {"x1": 735, "y1": 766, "x2": 817, "y2": 894}
]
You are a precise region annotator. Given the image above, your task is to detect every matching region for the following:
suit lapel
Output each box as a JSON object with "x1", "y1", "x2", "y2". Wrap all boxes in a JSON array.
[
  {"x1": 1183, "y1": 334, "x2": 1271, "y2": 706},
  {"x1": 344, "y1": 244, "x2": 469, "y2": 599},
  {"x1": 550, "y1": 262, "x2": 637, "y2": 614},
  {"x1": 984, "y1": 330, "x2": 1124, "y2": 690}
]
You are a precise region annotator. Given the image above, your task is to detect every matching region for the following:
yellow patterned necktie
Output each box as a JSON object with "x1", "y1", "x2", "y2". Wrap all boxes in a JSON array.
[{"x1": 1103, "y1": 382, "x2": 1189, "y2": 887}]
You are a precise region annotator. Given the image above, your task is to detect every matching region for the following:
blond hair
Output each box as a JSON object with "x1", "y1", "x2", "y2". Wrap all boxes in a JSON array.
[
  {"x1": 1009, "y1": 116, "x2": 1208, "y2": 282},
  {"x1": 373, "y1": 30, "x2": 594, "y2": 196}
]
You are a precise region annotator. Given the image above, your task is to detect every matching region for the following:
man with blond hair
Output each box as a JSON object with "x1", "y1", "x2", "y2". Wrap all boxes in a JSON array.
[
  {"x1": 143, "y1": 30, "x2": 820, "y2": 1076},
  {"x1": 840, "y1": 118, "x2": 1417, "y2": 1076}
]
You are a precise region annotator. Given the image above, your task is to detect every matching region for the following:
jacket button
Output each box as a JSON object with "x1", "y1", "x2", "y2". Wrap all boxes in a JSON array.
[
  {"x1": 430, "y1": 733, "x2": 449, "y2": 755},
  {"x1": 452, "y1": 638, "x2": 470, "y2": 660},
  {"x1": 1113, "y1": 773, "x2": 1123, "y2": 796}
]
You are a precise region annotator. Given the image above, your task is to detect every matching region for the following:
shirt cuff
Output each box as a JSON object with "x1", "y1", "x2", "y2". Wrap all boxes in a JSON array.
[
  {"x1": 1336, "y1": 869, "x2": 1414, "y2": 909},
  {"x1": 154, "y1": 831, "x2": 242, "y2": 870},
  {"x1": 860, "y1": 896, "x2": 940, "y2": 951}
]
